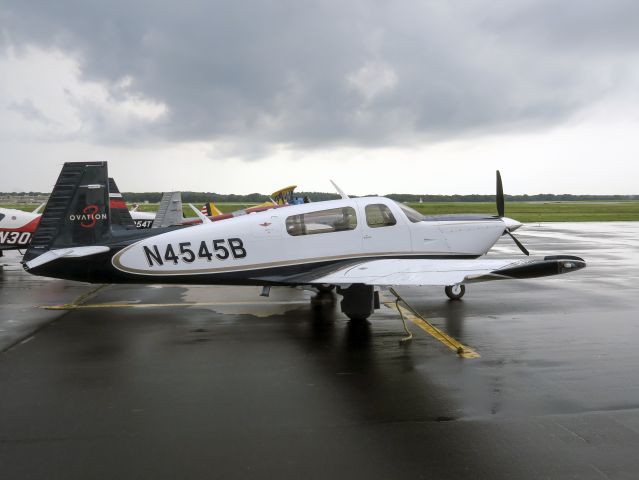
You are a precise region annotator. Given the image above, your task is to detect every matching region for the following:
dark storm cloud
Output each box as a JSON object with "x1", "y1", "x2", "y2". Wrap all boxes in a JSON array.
[{"x1": 2, "y1": 0, "x2": 638, "y2": 150}]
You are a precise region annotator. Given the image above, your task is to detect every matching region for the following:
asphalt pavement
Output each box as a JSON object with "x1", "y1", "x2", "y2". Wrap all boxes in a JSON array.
[{"x1": 1, "y1": 223, "x2": 639, "y2": 479}]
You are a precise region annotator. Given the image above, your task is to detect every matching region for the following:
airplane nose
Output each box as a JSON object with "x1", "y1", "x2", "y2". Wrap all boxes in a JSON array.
[{"x1": 502, "y1": 217, "x2": 522, "y2": 232}]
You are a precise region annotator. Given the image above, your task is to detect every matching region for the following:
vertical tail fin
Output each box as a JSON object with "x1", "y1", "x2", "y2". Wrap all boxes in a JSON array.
[
  {"x1": 108, "y1": 177, "x2": 136, "y2": 230},
  {"x1": 153, "y1": 192, "x2": 183, "y2": 228},
  {"x1": 200, "y1": 202, "x2": 222, "y2": 217},
  {"x1": 25, "y1": 162, "x2": 111, "y2": 260}
]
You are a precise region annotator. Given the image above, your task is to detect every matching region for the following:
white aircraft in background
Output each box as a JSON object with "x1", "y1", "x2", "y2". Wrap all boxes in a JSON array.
[
  {"x1": 0, "y1": 204, "x2": 44, "y2": 255},
  {"x1": 23, "y1": 162, "x2": 585, "y2": 322},
  {"x1": 149, "y1": 185, "x2": 305, "y2": 229}
]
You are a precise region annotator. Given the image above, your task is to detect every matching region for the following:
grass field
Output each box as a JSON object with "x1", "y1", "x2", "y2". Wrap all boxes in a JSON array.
[
  {"x1": 406, "y1": 201, "x2": 639, "y2": 222},
  {"x1": 2, "y1": 201, "x2": 638, "y2": 222}
]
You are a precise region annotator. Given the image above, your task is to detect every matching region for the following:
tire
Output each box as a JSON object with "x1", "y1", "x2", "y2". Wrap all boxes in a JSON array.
[
  {"x1": 346, "y1": 314, "x2": 370, "y2": 322},
  {"x1": 445, "y1": 284, "x2": 465, "y2": 300},
  {"x1": 317, "y1": 284, "x2": 335, "y2": 293}
]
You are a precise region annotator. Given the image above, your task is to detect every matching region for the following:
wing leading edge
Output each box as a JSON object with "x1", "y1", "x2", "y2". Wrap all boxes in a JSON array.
[{"x1": 264, "y1": 256, "x2": 585, "y2": 287}]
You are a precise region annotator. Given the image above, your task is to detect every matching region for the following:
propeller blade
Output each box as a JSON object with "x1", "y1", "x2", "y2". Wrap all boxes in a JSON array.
[
  {"x1": 496, "y1": 170, "x2": 505, "y2": 217},
  {"x1": 506, "y1": 230, "x2": 529, "y2": 256}
]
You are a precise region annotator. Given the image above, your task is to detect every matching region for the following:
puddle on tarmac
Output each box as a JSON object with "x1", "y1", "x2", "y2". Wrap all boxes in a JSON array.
[{"x1": 181, "y1": 285, "x2": 314, "y2": 317}]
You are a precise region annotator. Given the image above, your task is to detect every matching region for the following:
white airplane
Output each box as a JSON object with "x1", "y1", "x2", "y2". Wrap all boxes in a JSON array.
[
  {"x1": 150, "y1": 185, "x2": 305, "y2": 229},
  {"x1": 130, "y1": 210, "x2": 155, "y2": 229},
  {"x1": 0, "y1": 206, "x2": 41, "y2": 255},
  {"x1": 23, "y1": 162, "x2": 585, "y2": 321}
]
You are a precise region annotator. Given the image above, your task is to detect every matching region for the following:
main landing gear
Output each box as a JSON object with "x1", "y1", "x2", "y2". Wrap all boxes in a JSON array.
[
  {"x1": 336, "y1": 284, "x2": 380, "y2": 321},
  {"x1": 319, "y1": 283, "x2": 465, "y2": 321},
  {"x1": 445, "y1": 284, "x2": 465, "y2": 300}
]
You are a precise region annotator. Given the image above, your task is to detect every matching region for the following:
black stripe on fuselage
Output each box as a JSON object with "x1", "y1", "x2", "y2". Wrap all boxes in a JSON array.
[{"x1": 25, "y1": 248, "x2": 480, "y2": 286}]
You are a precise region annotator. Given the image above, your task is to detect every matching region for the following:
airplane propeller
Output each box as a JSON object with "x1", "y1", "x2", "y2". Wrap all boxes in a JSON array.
[{"x1": 496, "y1": 170, "x2": 529, "y2": 256}]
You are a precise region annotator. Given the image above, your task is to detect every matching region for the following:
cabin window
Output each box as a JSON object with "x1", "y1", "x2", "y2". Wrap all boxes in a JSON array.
[
  {"x1": 395, "y1": 201, "x2": 424, "y2": 223},
  {"x1": 286, "y1": 207, "x2": 357, "y2": 236},
  {"x1": 365, "y1": 204, "x2": 397, "y2": 228}
]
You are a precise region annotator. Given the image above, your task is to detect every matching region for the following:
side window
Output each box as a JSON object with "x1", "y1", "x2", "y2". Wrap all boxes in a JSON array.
[
  {"x1": 396, "y1": 201, "x2": 424, "y2": 223},
  {"x1": 365, "y1": 204, "x2": 397, "y2": 228},
  {"x1": 286, "y1": 207, "x2": 357, "y2": 236}
]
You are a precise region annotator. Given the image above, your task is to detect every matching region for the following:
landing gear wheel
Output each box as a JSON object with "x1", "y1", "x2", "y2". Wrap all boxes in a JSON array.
[
  {"x1": 337, "y1": 284, "x2": 375, "y2": 321},
  {"x1": 445, "y1": 284, "x2": 465, "y2": 300},
  {"x1": 317, "y1": 284, "x2": 335, "y2": 293}
]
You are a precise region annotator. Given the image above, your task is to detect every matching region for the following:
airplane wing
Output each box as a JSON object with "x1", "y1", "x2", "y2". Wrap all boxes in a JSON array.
[
  {"x1": 257, "y1": 255, "x2": 585, "y2": 286},
  {"x1": 271, "y1": 185, "x2": 297, "y2": 205}
]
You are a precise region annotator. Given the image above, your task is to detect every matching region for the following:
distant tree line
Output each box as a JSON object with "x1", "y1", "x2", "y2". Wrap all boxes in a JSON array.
[
  {"x1": 116, "y1": 192, "x2": 639, "y2": 203},
  {"x1": 386, "y1": 193, "x2": 639, "y2": 203},
  {"x1": 2, "y1": 191, "x2": 637, "y2": 203},
  {"x1": 119, "y1": 191, "x2": 345, "y2": 203}
]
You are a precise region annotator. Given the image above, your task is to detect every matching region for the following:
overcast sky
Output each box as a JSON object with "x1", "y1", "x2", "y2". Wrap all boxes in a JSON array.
[{"x1": 1, "y1": 0, "x2": 638, "y2": 194}]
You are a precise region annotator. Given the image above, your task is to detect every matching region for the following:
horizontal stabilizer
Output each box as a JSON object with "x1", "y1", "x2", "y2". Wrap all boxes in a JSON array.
[{"x1": 25, "y1": 246, "x2": 110, "y2": 270}]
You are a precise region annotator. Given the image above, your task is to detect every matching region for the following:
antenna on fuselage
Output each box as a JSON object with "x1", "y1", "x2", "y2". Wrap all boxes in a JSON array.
[
  {"x1": 330, "y1": 180, "x2": 349, "y2": 200},
  {"x1": 189, "y1": 203, "x2": 212, "y2": 224}
]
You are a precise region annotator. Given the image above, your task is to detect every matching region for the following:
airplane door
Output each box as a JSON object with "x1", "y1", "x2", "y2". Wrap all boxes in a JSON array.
[{"x1": 356, "y1": 200, "x2": 411, "y2": 253}]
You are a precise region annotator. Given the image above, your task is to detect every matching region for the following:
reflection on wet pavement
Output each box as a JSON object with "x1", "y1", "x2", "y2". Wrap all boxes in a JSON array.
[{"x1": 2, "y1": 223, "x2": 639, "y2": 479}]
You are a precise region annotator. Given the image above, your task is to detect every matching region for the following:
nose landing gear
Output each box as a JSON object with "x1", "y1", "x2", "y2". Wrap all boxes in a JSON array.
[{"x1": 445, "y1": 284, "x2": 465, "y2": 300}]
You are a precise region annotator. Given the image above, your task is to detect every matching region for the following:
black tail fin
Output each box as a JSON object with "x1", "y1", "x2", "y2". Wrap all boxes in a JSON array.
[
  {"x1": 25, "y1": 162, "x2": 111, "y2": 260},
  {"x1": 108, "y1": 177, "x2": 136, "y2": 230}
]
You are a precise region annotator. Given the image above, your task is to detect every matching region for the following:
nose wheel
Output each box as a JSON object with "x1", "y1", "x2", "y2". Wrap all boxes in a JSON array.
[{"x1": 445, "y1": 284, "x2": 465, "y2": 300}]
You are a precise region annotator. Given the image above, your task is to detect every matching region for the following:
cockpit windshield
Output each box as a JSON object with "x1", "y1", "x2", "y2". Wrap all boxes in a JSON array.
[
  {"x1": 395, "y1": 201, "x2": 424, "y2": 223},
  {"x1": 0, "y1": 213, "x2": 5, "y2": 222}
]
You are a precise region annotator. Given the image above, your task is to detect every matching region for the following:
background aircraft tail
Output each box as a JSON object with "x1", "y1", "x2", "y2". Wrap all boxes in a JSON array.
[
  {"x1": 108, "y1": 177, "x2": 136, "y2": 230},
  {"x1": 153, "y1": 192, "x2": 183, "y2": 228},
  {"x1": 25, "y1": 162, "x2": 112, "y2": 262},
  {"x1": 200, "y1": 202, "x2": 222, "y2": 217}
]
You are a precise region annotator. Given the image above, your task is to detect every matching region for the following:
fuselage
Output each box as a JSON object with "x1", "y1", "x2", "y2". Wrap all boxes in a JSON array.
[
  {"x1": 26, "y1": 197, "x2": 515, "y2": 285},
  {"x1": 130, "y1": 211, "x2": 155, "y2": 229},
  {"x1": 1, "y1": 208, "x2": 158, "y2": 249},
  {"x1": 0, "y1": 208, "x2": 41, "y2": 251}
]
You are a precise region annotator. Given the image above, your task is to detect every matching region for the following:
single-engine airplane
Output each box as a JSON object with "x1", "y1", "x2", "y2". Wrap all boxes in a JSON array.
[
  {"x1": 23, "y1": 162, "x2": 585, "y2": 321},
  {"x1": 0, "y1": 206, "x2": 41, "y2": 255}
]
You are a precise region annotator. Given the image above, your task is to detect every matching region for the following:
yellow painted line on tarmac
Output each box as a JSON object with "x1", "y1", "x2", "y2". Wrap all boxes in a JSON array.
[
  {"x1": 40, "y1": 300, "x2": 310, "y2": 310},
  {"x1": 71, "y1": 284, "x2": 109, "y2": 306},
  {"x1": 382, "y1": 294, "x2": 480, "y2": 359}
]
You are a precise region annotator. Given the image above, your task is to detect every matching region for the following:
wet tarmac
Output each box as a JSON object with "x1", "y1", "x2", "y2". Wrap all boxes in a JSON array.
[{"x1": 1, "y1": 223, "x2": 639, "y2": 479}]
